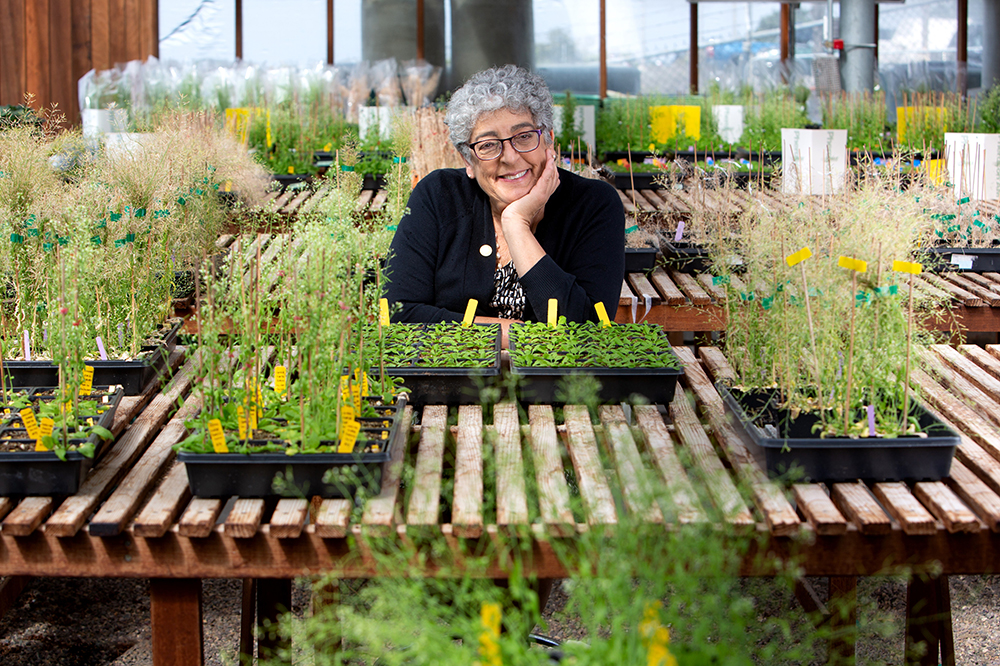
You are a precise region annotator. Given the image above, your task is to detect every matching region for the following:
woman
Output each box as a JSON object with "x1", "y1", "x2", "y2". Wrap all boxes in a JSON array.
[{"x1": 385, "y1": 65, "x2": 624, "y2": 343}]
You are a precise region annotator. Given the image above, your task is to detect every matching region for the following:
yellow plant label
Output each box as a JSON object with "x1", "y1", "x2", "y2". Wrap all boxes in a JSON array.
[
  {"x1": 892, "y1": 260, "x2": 922, "y2": 275},
  {"x1": 785, "y1": 247, "x2": 812, "y2": 267},
  {"x1": 352, "y1": 384, "x2": 362, "y2": 409},
  {"x1": 287, "y1": 166, "x2": 295, "y2": 174},
  {"x1": 341, "y1": 405, "x2": 355, "y2": 426},
  {"x1": 462, "y1": 299, "x2": 478, "y2": 327},
  {"x1": 20, "y1": 408, "x2": 39, "y2": 440},
  {"x1": 208, "y1": 418, "x2": 228, "y2": 453},
  {"x1": 478, "y1": 602, "x2": 502, "y2": 666},
  {"x1": 79, "y1": 365, "x2": 95, "y2": 396},
  {"x1": 640, "y1": 601, "x2": 677, "y2": 666},
  {"x1": 340, "y1": 375, "x2": 349, "y2": 400},
  {"x1": 324, "y1": 142, "x2": 332, "y2": 152},
  {"x1": 338, "y1": 420, "x2": 360, "y2": 453},
  {"x1": 379, "y1": 298, "x2": 390, "y2": 326},
  {"x1": 361, "y1": 372, "x2": 369, "y2": 397},
  {"x1": 594, "y1": 302, "x2": 612, "y2": 327},
  {"x1": 548, "y1": 298, "x2": 558, "y2": 328},
  {"x1": 838, "y1": 256, "x2": 867, "y2": 273},
  {"x1": 224, "y1": 180, "x2": 232, "y2": 192},
  {"x1": 236, "y1": 406, "x2": 248, "y2": 440},
  {"x1": 274, "y1": 365, "x2": 287, "y2": 396},
  {"x1": 35, "y1": 416, "x2": 54, "y2": 451}
]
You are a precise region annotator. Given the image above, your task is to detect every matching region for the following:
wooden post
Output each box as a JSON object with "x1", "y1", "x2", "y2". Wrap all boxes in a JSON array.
[
  {"x1": 327, "y1": 0, "x2": 334, "y2": 65},
  {"x1": 151, "y1": 578, "x2": 203, "y2": 666},
  {"x1": 958, "y1": 0, "x2": 968, "y2": 97},
  {"x1": 239, "y1": 579, "x2": 256, "y2": 666},
  {"x1": 689, "y1": 1, "x2": 698, "y2": 95},
  {"x1": 780, "y1": 3, "x2": 790, "y2": 85},
  {"x1": 416, "y1": 0, "x2": 425, "y2": 60},
  {"x1": 828, "y1": 576, "x2": 858, "y2": 663},
  {"x1": 235, "y1": 0, "x2": 243, "y2": 61},
  {"x1": 599, "y1": 0, "x2": 607, "y2": 99},
  {"x1": 257, "y1": 578, "x2": 292, "y2": 664},
  {"x1": 905, "y1": 574, "x2": 955, "y2": 666}
]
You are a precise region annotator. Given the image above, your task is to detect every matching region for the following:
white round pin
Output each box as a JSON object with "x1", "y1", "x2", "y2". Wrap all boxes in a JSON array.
[{"x1": 479, "y1": 244, "x2": 493, "y2": 257}]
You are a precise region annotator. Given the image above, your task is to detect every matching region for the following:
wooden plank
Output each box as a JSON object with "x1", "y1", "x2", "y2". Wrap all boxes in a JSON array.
[
  {"x1": 633, "y1": 404, "x2": 705, "y2": 523},
  {"x1": 698, "y1": 347, "x2": 735, "y2": 384},
  {"x1": 24, "y1": 0, "x2": 50, "y2": 110},
  {"x1": 452, "y1": 405, "x2": 484, "y2": 538},
  {"x1": 0, "y1": 497, "x2": 17, "y2": 523},
  {"x1": 527, "y1": 405, "x2": 575, "y2": 536},
  {"x1": 830, "y1": 482, "x2": 892, "y2": 535},
  {"x1": 269, "y1": 499, "x2": 309, "y2": 539},
  {"x1": 668, "y1": 391, "x2": 753, "y2": 525},
  {"x1": 912, "y1": 482, "x2": 981, "y2": 534},
  {"x1": 360, "y1": 405, "x2": 414, "y2": 536},
  {"x1": 355, "y1": 189, "x2": 375, "y2": 212},
  {"x1": 617, "y1": 188, "x2": 637, "y2": 215},
  {"x1": 648, "y1": 267, "x2": 687, "y2": 305},
  {"x1": 923, "y1": 273, "x2": 983, "y2": 306},
  {"x1": 0, "y1": 0, "x2": 26, "y2": 105},
  {"x1": 670, "y1": 270, "x2": 712, "y2": 305},
  {"x1": 912, "y1": 367, "x2": 1000, "y2": 463},
  {"x1": 627, "y1": 272, "x2": 662, "y2": 305},
  {"x1": 619, "y1": 278, "x2": 635, "y2": 308},
  {"x1": 46, "y1": 350, "x2": 195, "y2": 537},
  {"x1": 48, "y1": 0, "x2": 73, "y2": 121},
  {"x1": 919, "y1": 348, "x2": 1000, "y2": 430},
  {"x1": 131, "y1": 461, "x2": 191, "y2": 538},
  {"x1": 562, "y1": 405, "x2": 618, "y2": 526},
  {"x1": 913, "y1": 275, "x2": 954, "y2": 303},
  {"x1": 871, "y1": 482, "x2": 937, "y2": 535},
  {"x1": 918, "y1": 397, "x2": 1000, "y2": 504},
  {"x1": 942, "y1": 273, "x2": 1000, "y2": 306},
  {"x1": 368, "y1": 189, "x2": 389, "y2": 213},
  {"x1": 150, "y1": 578, "x2": 203, "y2": 666},
  {"x1": 2, "y1": 497, "x2": 53, "y2": 536},
  {"x1": 945, "y1": 460, "x2": 1000, "y2": 532},
  {"x1": 959, "y1": 344, "x2": 1000, "y2": 382},
  {"x1": 225, "y1": 498, "x2": 265, "y2": 539},
  {"x1": 673, "y1": 346, "x2": 800, "y2": 535},
  {"x1": 932, "y1": 344, "x2": 1000, "y2": 405},
  {"x1": 177, "y1": 498, "x2": 223, "y2": 538},
  {"x1": 492, "y1": 401, "x2": 529, "y2": 526},
  {"x1": 599, "y1": 406, "x2": 663, "y2": 524},
  {"x1": 405, "y1": 405, "x2": 447, "y2": 527},
  {"x1": 696, "y1": 273, "x2": 727, "y2": 302},
  {"x1": 793, "y1": 484, "x2": 848, "y2": 535},
  {"x1": 314, "y1": 499, "x2": 352, "y2": 538},
  {"x1": 625, "y1": 189, "x2": 656, "y2": 212}
]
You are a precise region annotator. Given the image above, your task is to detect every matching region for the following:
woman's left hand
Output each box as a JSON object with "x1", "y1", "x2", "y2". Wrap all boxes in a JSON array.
[{"x1": 501, "y1": 147, "x2": 559, "y2": 232}]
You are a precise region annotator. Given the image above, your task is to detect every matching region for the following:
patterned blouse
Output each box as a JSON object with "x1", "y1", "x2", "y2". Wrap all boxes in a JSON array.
[{"x1": 491, "y1": 262, "x2": 526, "y2": 320}]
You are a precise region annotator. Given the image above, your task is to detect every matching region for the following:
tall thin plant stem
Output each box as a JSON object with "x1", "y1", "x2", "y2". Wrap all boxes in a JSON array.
[
  {"x1": 844, "y1": 270, "x2": 858, "y2": 434},
  {"x1": 902, "y1": 273, "x2": 914, "y2": 430}
]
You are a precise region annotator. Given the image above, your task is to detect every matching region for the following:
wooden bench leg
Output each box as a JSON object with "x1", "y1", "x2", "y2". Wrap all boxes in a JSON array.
[
  {"x1": 828, "y1": 576, "x2": 857, "y2": 665},
  {"x1": 239, "y1": 579, "x2": 256, "y2": 666},
  {"x1": 257, "y1": 578, "x2": 292, "y2": 665},
  {"x1": 311, "y1": 579, "x2": 342, "y2": 661},
  {"x1": 905, "y1": 574, "x2": 954, "y2": 666},
  {"x1": 151, "y1": 578, "x2": 203, "y2": 666}
]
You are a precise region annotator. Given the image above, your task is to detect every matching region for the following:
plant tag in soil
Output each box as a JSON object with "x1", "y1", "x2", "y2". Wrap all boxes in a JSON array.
[
  {"x1": 674, "y1": 220, "x2": 685, "y2": 242},
  {"x1": 838, "y1": 255, "x2": 867, "y2": 273},
  {"x1": 79, "y1": 365, "x2": 95, "y2": 396},
  {"x1": 354, "y1": 368, "x2": 369, "y2": 397},
  {"x1": 462, "y1": 299, "x2": 478, "y2": 327},
  {"x1": 22, "y1": 330, "x2": 29, "y2": 361},
  {"x1": 640, "y1": 601, "x2": 670, "y2": 665},
  {"x1": 594, "y1": 302, "x2": 612, "y2": 327},
  {"x1": 35, "y1": 417, "x2": 54, "y2": 452},
  {"x1": 785, "y1": 246, "x2": 812, "y2": 267},
  {"x1": 208, "y1": 419, "x2": 228, "y2": 453},
  {"x1": 236, "y1": 406, "x2": 248, "y2": 440},
  {"x1": 479, "y1": 602, "x2": 502, "y2": 666},
  {"x1": 379, "y1": 298, "x2": 390, "y2": 326},
  {"x1": 20, "y1": 408, "x2": 39, "y2": 440},
  {"x1": 892, "y1": 260, "x2": 922, "y2": 275},
  {"x1": 274, "y1": 366, "x2": 287, "y2": 396},
  {"x1": 548, "y1": 298, "x2": 558, "y2": 328},
  {"x1": 95, "y1": 336, "x2": 108, "y2": 360},
  {"x1": 339, "y1": 420, "x2": 360, "y2": 453}
]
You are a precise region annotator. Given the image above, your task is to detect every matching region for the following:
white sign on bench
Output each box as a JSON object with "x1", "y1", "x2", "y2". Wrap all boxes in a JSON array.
[{"x1": 781, "y1": 128, "x2": 847, "y2": 196}]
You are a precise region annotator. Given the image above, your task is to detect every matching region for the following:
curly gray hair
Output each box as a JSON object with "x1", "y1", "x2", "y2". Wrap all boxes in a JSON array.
[{"x1": 444, "y1": 65, "x2": 554, "y2": 162}]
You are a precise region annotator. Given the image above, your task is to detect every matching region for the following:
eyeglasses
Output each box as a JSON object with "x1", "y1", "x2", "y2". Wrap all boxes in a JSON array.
[{"x1": 466, "y1": 129, "x2": 543, "y2": 161}]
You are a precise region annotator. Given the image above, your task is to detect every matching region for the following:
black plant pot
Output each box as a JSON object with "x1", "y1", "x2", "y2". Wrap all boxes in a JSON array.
[
  {"x1": 624, "y1": 245, "x2": 658, "y2": 274},
  {"x1": 925, "y1": 247, "x2": 1000, "y2": 272},
  {"x1": 719, "y1": 384, "x2": 958, "y2": 482},
  {"x1": 661, "y1": 241, "x2": 712, "y2": 274}
]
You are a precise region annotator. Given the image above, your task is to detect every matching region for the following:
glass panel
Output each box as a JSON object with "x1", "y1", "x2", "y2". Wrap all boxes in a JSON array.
[{"x1": 159, "y1": 0, "x2": 235, "y2": 62}]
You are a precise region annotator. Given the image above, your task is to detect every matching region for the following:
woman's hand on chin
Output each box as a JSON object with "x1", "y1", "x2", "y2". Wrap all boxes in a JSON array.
[{"x1": 501, "y1": 147, "x2": 559, "y2": 232}]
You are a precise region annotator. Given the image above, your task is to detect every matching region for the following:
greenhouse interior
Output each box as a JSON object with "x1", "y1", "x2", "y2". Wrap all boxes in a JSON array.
[{"x1": 3, "y1": 0, "x2": 1000, "y2": 664}]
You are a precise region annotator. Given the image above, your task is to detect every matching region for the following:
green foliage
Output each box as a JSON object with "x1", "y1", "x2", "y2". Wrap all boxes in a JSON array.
[
  {"x1": 509, "y1": 319, "x2": 679, "y2": 369},
  {"x1": 740, "y1": 90, "x2": 809, "y2": 152},
  {"x1": 978, "y1": 84, "x2": 1000, "y2": 134},
  {"x1": 821, "y1": 92, "x2": 888, "y2": 151},
  {"x1": 895, "y1": 91, "x2": 975, "y2": 152},
  {"x1": 556, "y1": 91, "x2": 584, "y2": 150}
]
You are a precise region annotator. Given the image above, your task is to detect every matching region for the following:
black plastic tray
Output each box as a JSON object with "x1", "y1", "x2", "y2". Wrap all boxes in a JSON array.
[
  {"x1": 508, "y1": 325, "x2": 684, "y2": 404},
  {"x1": 661, "y1": 241, "x2": 711, "y2": 273},
  {"x1": 624, "y1": 245, "x2": 658, "y2": 273},
  {"x1": 612, "y1": 172, "x2": 664, "y2": 190},
  {"x1": 925, "y1": 247, "x2": 1000, "y2": 273},
  {"x1": 0, "y1": 319, "x2": 181, "y2": 395},
  {"x1": 0, "y1": 386, "x2": 123, "y2": 495},
  {"x1": 378, "y1": 324, "x2": 502, "y2": 406},
  {"x1": 719, "y1": 384, "x2": 958, "y2": 482},
  {"x1": 178, "y1": 394, "x2": 406, "y2": 498}
]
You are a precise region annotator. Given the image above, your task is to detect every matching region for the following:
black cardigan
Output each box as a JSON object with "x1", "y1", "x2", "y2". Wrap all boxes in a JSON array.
[{"x1": 384, "y1": 167, "x2": 624, "y2": 324}]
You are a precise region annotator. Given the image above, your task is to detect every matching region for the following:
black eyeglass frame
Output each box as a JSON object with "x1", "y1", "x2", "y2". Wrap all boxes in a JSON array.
[{"x1": 466, "y1": 129, "x2": 545, "y2": 161}]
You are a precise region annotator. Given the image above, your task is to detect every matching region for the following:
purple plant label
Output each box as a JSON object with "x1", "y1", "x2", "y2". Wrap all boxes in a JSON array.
[
  {"x1": 674, "y1": 220, "x2": 685, "y2": 242},
  {"x1": 118, "y1": 323, "x2": 124, "y2": 348},
  {"x1": 96, "y1": 336, "x2": 108, "y2": 360},
  {"x1": 867, "y1": 405, "x2": 876, "y2": 437},
  {"x1": 22, "y1": 330, "x2": 29, "y2": 361},
  {"x1": 837, "y1": 351, "x2": 844, "y2": 379},
  {"x1": 42, "y1": 326, "x2": 47, "y2": 344}
]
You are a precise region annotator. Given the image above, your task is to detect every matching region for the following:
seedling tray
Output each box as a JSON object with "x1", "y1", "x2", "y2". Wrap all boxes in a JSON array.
[
  {"x1": 178, "y1": 394, "x2": 406, "y2": 498},
  {"x1": 1, "y1": 319, "x2": 182, "y2": 395},
  {"x1": 612, "y1": 172, "x2": 663, "y2": 190},
  {"x1": 661, "y1": 241, "x2": 711, "y2": 273},
  {"x1": 377, "y1": 323, "x2": 502, "y2": 406},
  {"x1": 624, "y1": 245, "x2": 658, "y2": 273},
  {"x1": 508, "y1": 324, "x2": 684, "y2": 405},
  {"x1": 925, "y1": 247, "x2": 1000, "y2": 272},
  {"x1": 0, "y1": 386, "x2": 123, "y2": 495},
  {"x1": 718, "y1": 384, "x2": 958, "y2": 482}
]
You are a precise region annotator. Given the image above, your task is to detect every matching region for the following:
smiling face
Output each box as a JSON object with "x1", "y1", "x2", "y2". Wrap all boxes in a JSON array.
[{"x1": 464, "y1": 108, "x2": 551, "y2": 217}]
